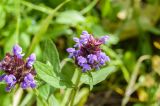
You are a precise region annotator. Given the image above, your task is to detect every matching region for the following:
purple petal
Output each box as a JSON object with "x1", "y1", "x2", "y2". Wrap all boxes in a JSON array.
[
  {"x1": 100, "y1": 36, "x2": 109, "y2": 44},
  {"x1": 73, "y1": 37, "x2": 79, "y2": 43},
  {"x1": 77, "y1": 56, "x2": 87, "y2": 66},
  {"x1": 82, "y1": 64, "x2": 91, "y2": 72},
  {"x1": 12, "y1": 44, "x2": 24, "y2": 58},
  {"x1": 82, "y1": 31, "x2": 88, "y2": 35},
  {"x1": 5, "y1": 86, "x2": 12, "y2": 92},
  {"x1": 28, "y1": 54, "x2": 36, "y2": 61},
  {"x1": 4, "y1": 74, "x2": 16, "y2": 84},
  {"x1": 66, "y1": 48, "x2": 75, "y2": 53},
  {"x1": 30, "y1": 82, "x2": 36, "y2": 88},
  {"x1": 24, "y1": 73, "x2": 34, "y2": 81},
  {"x1": 87, "y1": 54, "x2": 97, "y2": 64},
  {"x1": 26, "y1": 53, "x2": 36, "y2": 68},
  {"x1": 0, "y1": 74, "x2": 6, "y2": 81},
  {"x1": 21, "y1": 81, "x2": 28, "y2": 89},
  {"x1": 97, "y1": 52, "x2": 110, "y2": 65},
  {"x1": 22, "y1": 73, "x2": 36, "y2": 89}
]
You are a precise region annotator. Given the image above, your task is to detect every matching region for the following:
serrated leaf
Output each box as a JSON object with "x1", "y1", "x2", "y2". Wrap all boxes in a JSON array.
[
  {"x1": 34, "y1": 61, "x2": 72, "y2": 88},
  {"x1": 80, "y1": 66, "x2": 117, "y2": 85},
  {"x1": 43, "y1": 39, "x2": 60, "y2": 73}
]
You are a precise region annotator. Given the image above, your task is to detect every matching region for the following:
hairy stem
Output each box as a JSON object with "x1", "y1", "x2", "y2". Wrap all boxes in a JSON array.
[
  {"x1": 70, "y1": 69, "x2": 82, "y2": 106},
  {"x1": 62, "y1": 68, "x2": 82, "y2": 106}
]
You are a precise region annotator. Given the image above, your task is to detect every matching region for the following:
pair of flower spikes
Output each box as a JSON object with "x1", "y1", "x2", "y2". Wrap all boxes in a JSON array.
[{"x1": 0, "y1": 31, "x2": 109, "y2": 92}]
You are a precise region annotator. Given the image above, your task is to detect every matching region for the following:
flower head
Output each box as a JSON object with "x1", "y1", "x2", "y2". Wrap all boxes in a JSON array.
[
  {"x1": 0, "y1": 44, "x2": 36, "y2": 92},
  {"x1": 66, "y1": 31, "x2": 110, "y2": 72}
]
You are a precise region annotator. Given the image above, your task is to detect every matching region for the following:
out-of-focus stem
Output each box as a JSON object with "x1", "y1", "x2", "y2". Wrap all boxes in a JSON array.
[
  {"x1": 19, "y1": 93, "x2": 34, "y2": 106},
  {"x1": 21, "y1": 0, "x2": 52, "y2": 14},
  {"x1": 13, "y1": 88, "x2": 23, "y2": 106},
  {"x1": 80, "y1": 0, "x2": 99, "y2": 14},
  {"x1": 60, "y1": 58, "x2": 73, "y2": 69},
  {"x1": 15, "y1": 0, "x2": 20, "y2": 44},
  {"x1": 122, "y1": 55, "x2": 151, "y2": 106},
  {"x1": 27, "y1": 0, "x2": 70, "y2": 56}
]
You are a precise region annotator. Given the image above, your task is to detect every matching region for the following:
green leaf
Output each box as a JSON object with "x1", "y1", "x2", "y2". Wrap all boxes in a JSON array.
[
  {"x1": 38, "y1": 84, "x2": 50, "y2": 100},
  {"x1": 37, "y1": 97, "x2": 48, "y2": 106},
  {"x1": 43, "y1": 39, "x2": 60, "y2": 73},
  {"x1": 61, "y1": 62, "x2": 75, "y2": 83},
  {"x1": 27, "y1": 0, "x2": 70, "y2": 56},
  {"x1": 48, "y1": 95, "x2": 60, "y2": 106},
  {"x1": 74, "y1": 88, "x2": 89, "y2": 106},
  {"x1": 0, "y1": 6, "x2": 6, "y2": 29},
  {"x1": 34, "y1": 61, "x2": 72, "y2": 88},
  {"x1": 101, "y1": 0, "x2": 111, "y2": 17},
  {"x1": 148, "y1": 26, "x2": 160, "y2": 35},
  {"x1": 80, "y1": 66, "x2": 117, "y2": 85},
  {"x1": 56, "y1": 10, "x2": 85, "y2": 25}
]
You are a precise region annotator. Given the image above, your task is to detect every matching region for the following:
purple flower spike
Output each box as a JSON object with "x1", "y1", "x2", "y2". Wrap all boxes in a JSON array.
[
  {"x1": 0, "y1": 44, "x2": 36, "y2": 92},
  {"x1": 26, "y1": 53, "x2": 36, "y2": 68},
  {"x1": 66, "y1": 31, "x2": 110, "y2": 72},
  {"x1": 12, "y1": 44, "x2": 24, "y2": 58}
]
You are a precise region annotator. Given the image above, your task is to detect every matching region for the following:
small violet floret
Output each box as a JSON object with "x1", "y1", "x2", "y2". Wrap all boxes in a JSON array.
[
  {"x1": 21, "y1": 73, "x2": 36, "y2": 89},
  {"x1": 66, "y1": 31, "x2": 110, "y2": 72},
  {"x1": 26, "y1": 53, "x2": 36, "y2": 68},
  {"x1": 12, "y1": 44, "x2": 24, "y2": 59},
  {"x1": 0, "y1": 44, "x2": 36, "y2": 92}
]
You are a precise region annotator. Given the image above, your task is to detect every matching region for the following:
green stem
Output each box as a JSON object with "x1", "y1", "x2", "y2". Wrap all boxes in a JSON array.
[
  {"x1": 21, "y1": 0, "x2": 52, "y2": 14},
  {"x1": 122, "y1": 55, "x2": 150, "y2": 106},
  {"x1": 70, "y1": 69, "x2": 82, "y2": 106},
  {"x1": 15, "y1": 0, "x2": 20, "y2": 44},
  {"x1": 62, "y1": 68, "x2": 82, "y2": 106},
  {"x1": 26, "y1": 0, "x2": 70, "y2": 56},
  {"x1": 80, "y1": 0, "x2": 99, "y2": 15}
]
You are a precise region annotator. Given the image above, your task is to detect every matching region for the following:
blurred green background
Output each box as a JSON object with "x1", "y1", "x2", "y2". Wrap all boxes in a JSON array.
[{"x1": 0, "y1": 0, "x2": 160, "y2": 106}]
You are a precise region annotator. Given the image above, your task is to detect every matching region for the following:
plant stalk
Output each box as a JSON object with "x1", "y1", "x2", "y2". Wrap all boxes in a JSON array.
[
  {"x1": 69, "y1": 69, "x2": 82, "y2": 106},
  {"x1": 62, "y1": 68, "x2": 82, "y2": 106}
]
